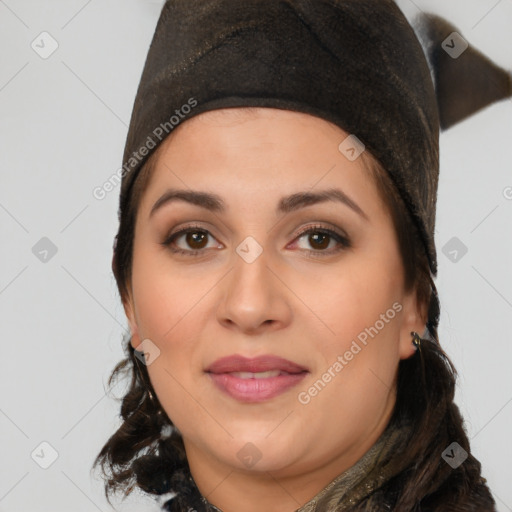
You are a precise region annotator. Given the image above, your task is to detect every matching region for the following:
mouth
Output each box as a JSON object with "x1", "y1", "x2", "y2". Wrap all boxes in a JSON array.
[{"x1": 205, "y1": 355, "x2": 309, "y2": 403}]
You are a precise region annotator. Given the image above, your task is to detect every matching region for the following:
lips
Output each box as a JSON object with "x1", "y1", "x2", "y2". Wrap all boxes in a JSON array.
[
  {"x1": 205, "y1": 355, "x2": 309, "y2": 402},
  {"x1": 206, "y1": 355, "x2": 308, "y2": 374}
]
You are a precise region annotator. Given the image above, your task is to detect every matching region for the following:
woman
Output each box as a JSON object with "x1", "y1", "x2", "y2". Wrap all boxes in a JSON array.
[{"x1": 94, "y1": 0, "x2": 511, "y2": 510}]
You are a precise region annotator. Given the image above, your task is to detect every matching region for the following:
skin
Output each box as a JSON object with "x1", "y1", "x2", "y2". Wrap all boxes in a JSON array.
[{"x1": 123, "y1": 107, "x2": 426, "y2": 512}]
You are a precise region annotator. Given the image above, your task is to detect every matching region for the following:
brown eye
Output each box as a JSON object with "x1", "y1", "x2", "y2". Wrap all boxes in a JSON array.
[
  {"x1": 293, "y1": 225, "x2": 351, "y2": 256},
  {"x1": 162, "y1": 225, "x2": 220, "y2": 255},
  {"x1": 307, "y1": 232, "x2": 331, "y2": 250},
  {"x1": 185, "y1": 231, "x2": 208, "y2": 249}
]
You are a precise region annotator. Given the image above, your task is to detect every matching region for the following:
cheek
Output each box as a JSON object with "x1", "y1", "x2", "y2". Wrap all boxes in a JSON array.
[
  {"x1": 130, "y1": 248, "x2": 217, "y2": 421},
  {"x1": 304, "y1": 257, "x2": 403, "y2": 406},
  {"x1": 299, "y1": 275, "x2": 402, "y2": 439},
  {"x1": 132, "y1": 279, "x2": 210, "y2": 374},
  {"x1": 311, "y1": 260, "x2": 402, "y2": 345},
  {"x1": 130, "y1": 243, "x2": 210, "y2": 340}
]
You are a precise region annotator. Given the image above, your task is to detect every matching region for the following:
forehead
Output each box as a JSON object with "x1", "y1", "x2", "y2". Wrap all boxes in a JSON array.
[
  {"x1": 148, "y1": 107, "x2": 361, "y2": 175},
  {"x1": 137, "y1": 107, "x2": 385, "y2": 217}
]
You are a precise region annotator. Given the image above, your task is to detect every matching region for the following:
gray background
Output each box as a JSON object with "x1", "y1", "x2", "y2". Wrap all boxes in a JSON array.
[{"x1": 1, "y1": 0, "x2": 511, "y2": 510}]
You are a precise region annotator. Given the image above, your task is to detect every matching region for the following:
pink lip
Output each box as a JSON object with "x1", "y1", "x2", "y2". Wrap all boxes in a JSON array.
[
  {"x1": 206, "y1": 355, "x2": 308, "y2": 374},
  {"x1": 206, "y1": 355, "x2": 309, "y2": 403}
]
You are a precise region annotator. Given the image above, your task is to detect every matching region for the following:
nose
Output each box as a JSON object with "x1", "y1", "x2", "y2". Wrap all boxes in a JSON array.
[{"x1": 216, "y1": 244, "x2": 293, "y2": 335}]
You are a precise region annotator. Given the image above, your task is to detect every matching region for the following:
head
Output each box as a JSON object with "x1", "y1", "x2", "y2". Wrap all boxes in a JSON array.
[
  {"x1": 93, "y1": 0, "x2": 505, "y2": 507},
  {"x1": 111, "y1": 106, "x2": 436, "y2": 483}
]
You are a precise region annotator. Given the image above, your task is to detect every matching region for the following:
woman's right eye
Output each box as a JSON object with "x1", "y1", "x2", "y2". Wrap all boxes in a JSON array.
[{"x1": 162, "y1": 225, "x2": 220, "y2": 256}]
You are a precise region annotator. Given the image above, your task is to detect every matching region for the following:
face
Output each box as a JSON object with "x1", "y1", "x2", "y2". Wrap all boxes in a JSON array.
[{"x1": 124, "y1": 107, "x2": 424, "y2": 492}]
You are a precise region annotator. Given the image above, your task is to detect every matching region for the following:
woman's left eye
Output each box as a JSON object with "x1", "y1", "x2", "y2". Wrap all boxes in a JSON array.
[
  {"x1": 162, "y1": 224, "x2": 350, "y2": 257},
  {"x1": 292, "y1": 225, "x2": 351, "y2": 255}
]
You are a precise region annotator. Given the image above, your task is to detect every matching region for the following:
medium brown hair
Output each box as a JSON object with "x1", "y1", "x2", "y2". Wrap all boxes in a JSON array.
[{"x1": 94, "y1": 115, "x2": 495, "y2": 511}]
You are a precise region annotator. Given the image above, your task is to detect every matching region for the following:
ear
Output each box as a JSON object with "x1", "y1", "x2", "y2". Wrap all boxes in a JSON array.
[
  {"x1": 113, "y1": 245, "x2": 143, "y2": 351},
  {"x1": 122, "y1": 291, "x2": 142, "y2": 350},
  {"x1": 398, "y1": 288, "x2": 427, "y2": 361}
]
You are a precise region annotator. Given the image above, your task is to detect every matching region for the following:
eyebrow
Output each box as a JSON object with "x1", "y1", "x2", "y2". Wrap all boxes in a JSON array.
[{"x1": 149, "y1": 187, "x2": 368, "y2": 221}]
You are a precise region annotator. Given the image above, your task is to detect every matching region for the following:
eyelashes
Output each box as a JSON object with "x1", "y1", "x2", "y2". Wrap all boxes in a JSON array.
[
  {"x1": 291, "y1": 225, "x2": 351, "y2": 256},
  {"x1": 162, "y1": 224, "x2": 219, "y2": 256},
  {"x1": 161, "y1": 223, "x2": 351, "y2": 258}
]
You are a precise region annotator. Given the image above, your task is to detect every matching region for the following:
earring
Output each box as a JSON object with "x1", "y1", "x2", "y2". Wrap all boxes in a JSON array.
[
  {"x1": 145, "y1": 387, "x2": 157, "y2": 403},
  {"x1": 411, "y1": 331, "x2": 422, "y2": 350}
]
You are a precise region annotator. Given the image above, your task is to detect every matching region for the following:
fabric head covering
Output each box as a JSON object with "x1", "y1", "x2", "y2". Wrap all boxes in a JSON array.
[{"x1": 118, "y1": 0, "x2": 511, "y2": 324}]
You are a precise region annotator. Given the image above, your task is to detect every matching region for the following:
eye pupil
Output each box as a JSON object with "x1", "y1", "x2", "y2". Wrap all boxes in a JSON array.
[
  {"x1": 309, "y1": 232, "x2": 329, "y2": 250},
  {"x1": 186, "y1": 231, "x2": 208, "y2": 249}
]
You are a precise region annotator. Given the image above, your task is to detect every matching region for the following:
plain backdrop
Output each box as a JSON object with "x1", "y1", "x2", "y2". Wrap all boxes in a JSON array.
[{"x1": 1, "y1": 0, "x2": 511, "y2": 510}]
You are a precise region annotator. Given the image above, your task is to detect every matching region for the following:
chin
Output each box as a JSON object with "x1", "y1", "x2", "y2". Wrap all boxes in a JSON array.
[{"x1": 214, "y1": 432, "x2": 302, "y2": 473}]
